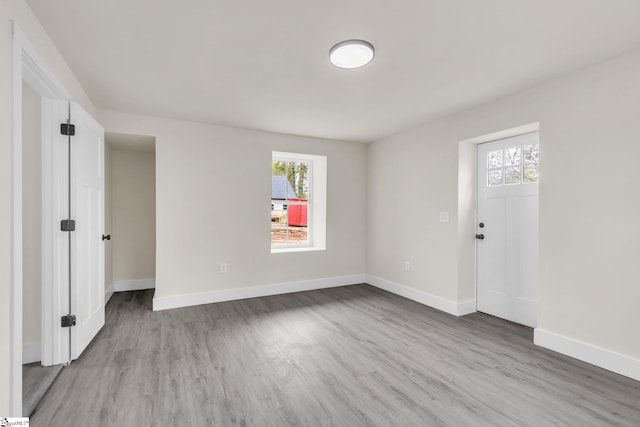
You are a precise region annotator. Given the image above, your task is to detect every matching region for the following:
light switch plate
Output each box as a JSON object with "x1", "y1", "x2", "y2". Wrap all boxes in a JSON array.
[{"x1": 439, "y1": 212, "x2": 449, "y2": 223}]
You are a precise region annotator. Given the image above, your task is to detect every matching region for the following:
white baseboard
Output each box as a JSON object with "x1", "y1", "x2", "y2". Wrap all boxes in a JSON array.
[
  {"x1": 534, "y1": 328, "x2": 640, "y2": 381},
  {"x1": 105, "y1": 282, "x2": 115, "y2": 305},
  {"x1": 114, "y1": 278, "x2": 155, "y2": 292},
  {"x1": 23, "y1": 342, "x2": 41, "y2": 364},
  {"x1": 152, "y1": 274, "x2": 366, "y2": 311},
  {"x1": 105, "y1": 279, "x2": 155, "y2": 305},
  {"x1": 366, "y1": 274, "x2": 476, "y2": 317},
  {"x1": 456, "y1": 299, "x2": 478, "y2": 316}
]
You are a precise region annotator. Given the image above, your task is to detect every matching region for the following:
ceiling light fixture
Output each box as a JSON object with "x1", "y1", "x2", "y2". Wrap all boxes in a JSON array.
[{"x1": 329, "y1": 39, "x2": 375, "y2": 69}]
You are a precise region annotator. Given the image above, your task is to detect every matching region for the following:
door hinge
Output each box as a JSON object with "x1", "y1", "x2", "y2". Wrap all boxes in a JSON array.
[
  {"x1": 61, "y1": 219, "x2": 76, "y2": 231},
  {"x1": 60, "y1": 123, "x2": 75, "y2": 136},
  {"x1": 61, "y1": 314, "x2": 76, "y2": 328}
]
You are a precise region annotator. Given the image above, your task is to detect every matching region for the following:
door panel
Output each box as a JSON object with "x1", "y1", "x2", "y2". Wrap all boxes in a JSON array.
[
  {"x1": 518, "y1": 195, "x2": 538, "y2": 302},
  {"x1": 486, "y1": 197, "x2": 506, "y2": 294},
  {"x1": 477, "y1": 132, "x2": 539, "y2": 327},
  {"x1": 70, "y1": 102, "x2": 105, "y2": 360}
]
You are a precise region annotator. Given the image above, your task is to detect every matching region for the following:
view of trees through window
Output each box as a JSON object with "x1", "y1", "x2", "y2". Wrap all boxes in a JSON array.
[
  {"x1": 271, "y1": 159, "x2": 310, "y2": 247},
  {"x1": 487, "y1": 144, "x2": 539, "y2": 186}
]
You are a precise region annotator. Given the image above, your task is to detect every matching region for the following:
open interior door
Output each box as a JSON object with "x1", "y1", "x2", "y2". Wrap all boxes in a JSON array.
[
  {"x1": 42, "y1": 100, "x2": 105, "y2": 364},
  {"x1": 69, "y1": 102, "x2": 105, "y2": 360}
]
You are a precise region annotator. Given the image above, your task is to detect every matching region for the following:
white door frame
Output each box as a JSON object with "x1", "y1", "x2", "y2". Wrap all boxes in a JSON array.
[{"x1": 10, "y1": 21, "x2": 69, "y2": 416}]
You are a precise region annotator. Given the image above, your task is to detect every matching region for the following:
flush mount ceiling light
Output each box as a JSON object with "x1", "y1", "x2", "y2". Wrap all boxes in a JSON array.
[{"x1": 329, "y1": 39, "x2": 375, "y2": 69}]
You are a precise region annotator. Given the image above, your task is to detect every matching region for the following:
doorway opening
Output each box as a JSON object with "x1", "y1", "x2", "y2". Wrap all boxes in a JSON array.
[
  {"x1": 104, "y1": 133, "x2": 157, "y2": 306},
  {"x1": 457, "y1": 123, "x2": 540, "y2": 329},
  {"x1": 21, "y1": 81, "x2": 64, "y2": 417},
  {"x1": 11, "y1": 22, "x2": 72, "y2": 415},
  {"x1": 12, "y1": 23, "x2": 109, "y2": 415}
]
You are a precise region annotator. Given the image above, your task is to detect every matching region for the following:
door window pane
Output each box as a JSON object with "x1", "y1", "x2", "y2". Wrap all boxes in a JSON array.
[
  {"x1": 505, "y1": 166, "x2": 521, "y2": 185},
  {"x1": 488, "y1": 169, "x2": 503, "y2": 186},
  {"x1": 523, "y1": 144, "x2": 539, "y2": 164},
  {"x1": 487, "y1": 150, "x2": 503, "y2": 169},
  {"x1": 505, "y1": 147, "x2": 521, "y2": 166},
  {"x1": 524, "y1": 164, "x2": 539, "y2": 183}
]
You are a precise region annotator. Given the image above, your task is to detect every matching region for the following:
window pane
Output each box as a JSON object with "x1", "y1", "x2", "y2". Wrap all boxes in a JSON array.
[
  {"x1": 286, "y1": 161, "x2": 309, "y2": 199},
  {"x1": 284, "y1": 162, "x2": 296, "y2": 199},
  {"x1": 287, "y1": 203, "x2": 307, "y2": 227},
  {"x1": 271, "y1": 205, "x2": 289, "y2": 246},
  {"x1": 487, "y1": 150, "x2": 503, "y2": 169},
  {"x1": 505, "y1": 147, "x2": 521, "y2": 166},
  {"x1": 270, "y1": 204, "x2": 309, "y2": 246},
  {"x1": 288, "y1": 223, "x2": 308, "y2": 245},
  {"x1": 505, "y1": 166, "x2": 521, "y2": 185},
  {"x1": 272, "y1": 161, "x2": 289, "y2": 202},
  {"x1": 523, "y1": 144, "x2": 539, "y2": 164},
  {"x1": 524, "y1": 164, "x2": 539, "y2": 183},
  {"x1": 287, "y1": 202, "x2": 308, "y2": 244},
  {"x1": 488, "y1": 169, "x2": 503, "y2": 186}
]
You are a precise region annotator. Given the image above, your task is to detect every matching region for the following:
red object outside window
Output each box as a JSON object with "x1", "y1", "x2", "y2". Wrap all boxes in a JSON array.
[{"x1": 287, "y1": 198, "x2": 308, "y2": 226}]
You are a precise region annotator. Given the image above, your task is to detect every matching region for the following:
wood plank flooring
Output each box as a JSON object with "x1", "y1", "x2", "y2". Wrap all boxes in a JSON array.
[
  {"x1": 22, "y1": 363, "x2": 63, "y2": 416},
  {"x1": 31, "y1": 285, "x2": 640, "y2": 426}
]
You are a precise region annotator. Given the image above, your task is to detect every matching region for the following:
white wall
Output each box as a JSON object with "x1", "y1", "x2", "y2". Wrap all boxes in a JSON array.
[
  {"x1": 368, "y1": 48, "x2": 640, "y2": 362},
  {"x1": 98, "y1": 111, "x2": 368, "y2": 303},
  {"x1": 109, "y1": 147, "x2": 156, "y2": 282},
  {"x1": 0, "y1": 0, "x2": 96, "y2": 413},
  {"x1": 22, "y1": 81, "x2": 41, "y2": 359}
]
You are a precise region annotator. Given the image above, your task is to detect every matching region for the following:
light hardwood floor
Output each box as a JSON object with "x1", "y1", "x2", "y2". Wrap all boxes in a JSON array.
[{"x1": 31, "y1": 285, "x2": 640, "y2": 426}]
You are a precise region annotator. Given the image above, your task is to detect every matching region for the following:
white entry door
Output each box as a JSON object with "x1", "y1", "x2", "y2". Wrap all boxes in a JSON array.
[
  {"x1": 477, "y1": 132, "x2": 539, "y2": 327},
  {"x1": 42, "y1": 100, "x2": 105, "y2": 364}
]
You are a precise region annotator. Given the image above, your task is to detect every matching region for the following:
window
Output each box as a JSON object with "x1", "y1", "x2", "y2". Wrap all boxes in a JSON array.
[
  {"x1": 487, "y1": 143, "x2": 539, "y2": 186},
  {"x1": 271, "y1": 159, "x2": 310, "y2": 246},
  {"x1": 271, "y1": 152, "x2": 326, "y2": 252}
]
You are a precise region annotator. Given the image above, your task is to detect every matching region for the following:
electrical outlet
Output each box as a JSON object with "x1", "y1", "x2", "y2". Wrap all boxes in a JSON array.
[
  {"x1": 404, "y1": 261, "x2": 410, "y2": 272},
  {"x1": 220, "y1": 262, "x2": 228, "y2": 274}
]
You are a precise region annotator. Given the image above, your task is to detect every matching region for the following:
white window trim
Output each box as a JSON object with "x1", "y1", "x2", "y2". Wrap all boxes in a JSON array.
[{"x1": 271, "y1": 151, "x2": 326, "y2": 253}]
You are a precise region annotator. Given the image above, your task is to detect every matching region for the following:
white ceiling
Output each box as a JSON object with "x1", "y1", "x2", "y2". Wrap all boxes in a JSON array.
[{"x1": 26, "y1": 0, "x2": 640, "y2": 142}]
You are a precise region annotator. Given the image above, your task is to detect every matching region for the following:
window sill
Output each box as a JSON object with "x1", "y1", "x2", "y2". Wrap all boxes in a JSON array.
[{"x1": 271, "y1": 246, "x2": 325, "y2": 254}]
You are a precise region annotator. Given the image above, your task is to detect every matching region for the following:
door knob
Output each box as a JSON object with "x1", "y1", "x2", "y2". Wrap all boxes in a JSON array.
[
  {"x1": 475, "y1": 234, "x2": 485, "y2": 240},
  {"x1": 102, "y1": 234, "x2": 111, "y2": 241}
]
